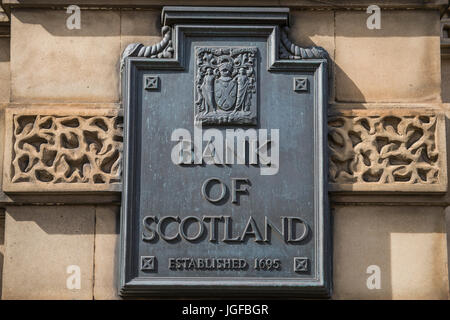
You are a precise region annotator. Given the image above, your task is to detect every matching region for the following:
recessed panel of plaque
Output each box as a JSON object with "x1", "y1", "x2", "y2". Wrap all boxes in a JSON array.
[{"x1": 120, "y1": 7, "x2": 331, "y2": 297}]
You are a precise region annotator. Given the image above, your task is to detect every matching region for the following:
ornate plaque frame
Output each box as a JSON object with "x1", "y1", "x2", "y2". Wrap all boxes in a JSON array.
[{"x1": 120, "y1": 7, "x2": 331, "y2": 298}]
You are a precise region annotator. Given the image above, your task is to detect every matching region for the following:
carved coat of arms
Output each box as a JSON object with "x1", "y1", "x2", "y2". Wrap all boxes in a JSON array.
[{"x1": 194, "y1": 47, "x2": 257, "y2": 125}]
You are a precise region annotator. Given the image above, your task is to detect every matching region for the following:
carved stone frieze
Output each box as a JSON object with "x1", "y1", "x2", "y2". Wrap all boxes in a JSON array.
[
  {"x1": 3, "y1": 107, "x2": 123, "y2": 192},
  {"x1": 3, "y1": 107, "x2": 446, "y2": 194},
  {"x1": 328, "y1": 112, "x2": 447, "y2": 192},
  {"x1": 194, "y1": 47, "x2": 257, "y2": 125}
]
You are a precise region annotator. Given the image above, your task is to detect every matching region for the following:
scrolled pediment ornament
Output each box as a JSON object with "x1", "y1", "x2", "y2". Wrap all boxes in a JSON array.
[
  {"x1": 120, "y1": 24, "x2": 328, "y2": 70},
  {"x1": 279, "y1": 26, "x2": 328, "y2": 60},
  {"x1": 120, "y1": 25, "x2": 174, "y2": 70}
]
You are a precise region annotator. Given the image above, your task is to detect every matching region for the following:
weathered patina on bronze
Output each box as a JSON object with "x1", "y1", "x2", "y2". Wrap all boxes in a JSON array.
[{"x1": 119, "y1": 6, "x2": 330, "y2": 297}]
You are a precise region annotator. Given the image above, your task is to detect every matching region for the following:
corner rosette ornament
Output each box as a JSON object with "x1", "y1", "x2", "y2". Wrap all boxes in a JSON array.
[
  {"x1": 279, "y1": 26, "x2": 328, "y2": 60},
  {"x1": 120, "y1": 25, "x2": 174, "y2": 70},
  {"x1": 194, "y1": 47, "x2": 258, "y2": 125}
]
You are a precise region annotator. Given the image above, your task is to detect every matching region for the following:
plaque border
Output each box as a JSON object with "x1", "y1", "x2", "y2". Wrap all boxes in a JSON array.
[{"x1": 119, "y1": 8, "x2": 331, "y2": 298}]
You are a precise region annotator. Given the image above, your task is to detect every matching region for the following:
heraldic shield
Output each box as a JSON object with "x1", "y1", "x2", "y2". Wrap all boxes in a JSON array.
[{"x1": 194, "y1": 47, "x2": 257, "y2": 125}]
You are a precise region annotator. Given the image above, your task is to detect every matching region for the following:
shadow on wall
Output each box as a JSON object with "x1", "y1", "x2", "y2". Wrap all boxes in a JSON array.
[
  {"x1": 11, "y1": 8, "x2": 441, "y2": 104},
  {"x1": 4, "y1": 204, "x2": 448, "y2": 299},
  {"x1": 5, "y1": 7, "x2": 447, "y2": 299},
  {"x1": 441, "y1": 57, "x2": 450, "y2": 103},
  {"x1": 14, "y1": 8, "x2": 370, "y2": 103},
  {"x1": 13, "y1": 8, "x2": 161, "y2": 37},
  {"x1": 0, "y1": 38, "x2": 9, "y2": 63},
  {"x1": 7, "y1": 205, "x2": 118, "y2": 235},
  {"x1": 2, "y1": 206, "x2": 120, "y2": 299},
  {"x1": 291, "y1": 9, "x2": 440, "y2": 103},
  {"x1": 0, "y1": 210, "x2": 5, "y2": 299},
  {"x1": 332, "y1": 205, "x2": 449, "y2": 300},
  {"x1": 333, "y1": 63, "x2": 364, "y2": 102}
]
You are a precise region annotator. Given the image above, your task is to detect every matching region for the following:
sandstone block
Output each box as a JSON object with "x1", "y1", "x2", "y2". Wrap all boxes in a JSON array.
[
  {"x1": 335, "y1": 10, "x2": 441, "y2": 102},
  {"x1": 333, "y1": 205, "x2": 448, "y2": 299},
  {"x1": 11, "y1": 9, "x2": 120, "y2": 103},
  {"x1": 2, "y1": 205, "x2": 95, "y2": 299}
]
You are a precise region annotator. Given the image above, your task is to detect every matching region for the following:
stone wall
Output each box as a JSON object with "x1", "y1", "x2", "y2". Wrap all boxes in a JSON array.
[
  {"x1": 0, "y1": 2, "x2": 449, "y2": 299},
  {"x1": 0, "y1": 210, "x2": 4, "y2": 299}
]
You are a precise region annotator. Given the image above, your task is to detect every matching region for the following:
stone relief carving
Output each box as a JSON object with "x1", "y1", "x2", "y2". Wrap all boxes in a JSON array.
[
  {"x1": 328, "y1": 115, "x2": 441, "y2": 186},
  {"x1": 9, "y1": 114, "x2": 123, "y2": 185},
  {"x1": 279, "y1": 26, "x2": 328, "y2": 60},
  {"x1": 5, "y1": 111, "x2": 445, "y2": 193},
  {"x1": 194, "y1": 47, "x2": 257, "y2": 125},
  {"x1": 121, "y1": 25, "x2": 174, "y2": 70}
]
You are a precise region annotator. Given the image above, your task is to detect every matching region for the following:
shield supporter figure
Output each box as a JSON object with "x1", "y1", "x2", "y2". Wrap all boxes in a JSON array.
[
  {"x1": 200, "y1": 67, "x2": 216, "y2": 114},
  {"x1": 235, "y1": 67, "x2": 254, "y2": 112}
]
